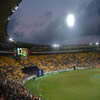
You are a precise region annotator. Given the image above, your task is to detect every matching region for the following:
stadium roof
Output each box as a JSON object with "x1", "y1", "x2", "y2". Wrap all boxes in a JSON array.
[{"x1": 0, "y1": 0, "x2": 21, "y2": 43}]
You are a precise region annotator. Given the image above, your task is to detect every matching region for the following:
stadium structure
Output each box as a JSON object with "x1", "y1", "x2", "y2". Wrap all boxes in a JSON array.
[{"x1": 0, "y1": 1, "x2": 100, "y2": 100}]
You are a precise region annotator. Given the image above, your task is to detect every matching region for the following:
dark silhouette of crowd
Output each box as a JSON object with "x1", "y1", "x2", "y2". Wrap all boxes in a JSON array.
[{"x1": 0, "y1": 72, "x2": 40, "y2": 100}]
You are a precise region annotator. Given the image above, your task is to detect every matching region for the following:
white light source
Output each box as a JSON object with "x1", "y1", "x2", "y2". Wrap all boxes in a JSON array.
[
  {"x1": 66, "y1": 14, "x2": 75, "y2": 27},
  {"x1": 52, "y1": 44, "x2": 60, "y2": 48},
  {"x1": 15, "y1": 6, "x2": 18, "y2": 10},
  {"x1": 9, "y1": 38, "x2": 13, "y2": 42},
  {"x1": 12, "y1": 9, "x2": 15, "y2": 13},
  {"x1": 96, "y1": 42, "x2": 99, "y2": 46}
]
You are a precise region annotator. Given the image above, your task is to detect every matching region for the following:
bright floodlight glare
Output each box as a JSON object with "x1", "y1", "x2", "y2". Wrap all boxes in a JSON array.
[
  {"x1": 52, "y1": 44, "x2": 60, "y2": 48},
  {"x1": 9, "y1": 38, "x2": 13, "y2": 42},
  {"x1": 15, "y1": 6, "x2": 18, "y2": 10},
  {"x1": 96, "y1": 42, "x2": 99, "y2": 45},
  {"x1": 66, "y1": 14, "x2": 75, "y2": 27},
  {"x1": 12, "y1": 9, "x2": 15, "y2": 13}
]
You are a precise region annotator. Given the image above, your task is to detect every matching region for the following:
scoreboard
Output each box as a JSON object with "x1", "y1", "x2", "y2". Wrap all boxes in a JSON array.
[{"x1": 17, "y1": 48, "x2": 28, "y2": 56}]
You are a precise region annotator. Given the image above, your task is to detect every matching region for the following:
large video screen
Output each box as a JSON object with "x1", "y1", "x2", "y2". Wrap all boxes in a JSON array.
[{"x1": 17, "y1": 48, "x2": 28, "y2": 56}]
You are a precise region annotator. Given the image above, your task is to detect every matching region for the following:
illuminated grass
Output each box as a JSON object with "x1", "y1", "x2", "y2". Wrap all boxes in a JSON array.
[{"x1": 24, "y1": 69, "x2": 100, "y2": 100}]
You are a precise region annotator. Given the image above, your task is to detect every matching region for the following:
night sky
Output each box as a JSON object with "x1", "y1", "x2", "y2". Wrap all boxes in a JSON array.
[{"x1": 7, "y1": 0, "x2": 100, "y2": 45}]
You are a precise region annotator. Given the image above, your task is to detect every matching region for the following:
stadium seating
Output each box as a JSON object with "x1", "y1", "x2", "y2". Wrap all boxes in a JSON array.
[
  {"x1": 0, "y1": 71, "x2": 39, "y2": 100},
  {"x1": 28, "y1": 52, "x2": 100, "y2": 72},
  {"x1": 0, "y1": 52, "x2": 100, "y2": 80},
  {"x1": 0, "y1": 51, "x2": 100, "y2": 100},
  {"x1": 0, "y1": 56, "x2": 25, "y2": 81}
]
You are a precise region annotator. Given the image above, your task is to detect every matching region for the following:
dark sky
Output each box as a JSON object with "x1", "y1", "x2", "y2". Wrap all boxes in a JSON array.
[{"x1": 7, "y1": 0, "x2": 100, "y2": 45}]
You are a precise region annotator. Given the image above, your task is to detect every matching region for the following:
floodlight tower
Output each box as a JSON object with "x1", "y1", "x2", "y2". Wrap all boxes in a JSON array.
[
  {"x1": 66, "y1": 14, "x2": 75, "y2": 28},
  {"x1": 96, "y1": 42, "x2": 99, "y2": 46},
  {"x1": 9, "y1": 37, "x2": 17, "y2": 55}
]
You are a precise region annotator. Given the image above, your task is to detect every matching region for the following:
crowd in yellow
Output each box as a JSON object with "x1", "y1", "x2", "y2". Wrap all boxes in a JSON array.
[
  {"x1": 0, "y1": 51, "x2": 100, "y2": 100},
  {"x1": 0, "y1": 56, "x2": 25, "y2": 80},
  {"x1": 0, "y1": 52, "x2": 100, "y2": 81},
  {"x1": 28, "y1": 52, "x2": 100, "y2": 72}
]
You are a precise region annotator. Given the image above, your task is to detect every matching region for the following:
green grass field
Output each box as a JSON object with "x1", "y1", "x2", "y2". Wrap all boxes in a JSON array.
[{"x1": 24, "y1": 69, "x2": 100, "y2": 100}]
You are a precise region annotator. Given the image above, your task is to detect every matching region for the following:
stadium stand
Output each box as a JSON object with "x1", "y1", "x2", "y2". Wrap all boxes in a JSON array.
[
  {"x1": 0, "y1": 71, "x2": 40, "y2": 100},
  {"x1": 28, "y1": 52, "x2": 100, "y2": 72},
  {"x1": 0, "y1": 56, "x2": 25, "y2": 81},
  {"x1": 0, "y1": 51, "x2": 100, "y2": 80},
  {"x1": 0, "y1": 51, "x2": 100, "y2": 100}
]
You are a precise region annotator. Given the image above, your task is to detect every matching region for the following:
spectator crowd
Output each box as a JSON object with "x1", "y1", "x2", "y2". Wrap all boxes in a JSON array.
[
  {"x1": 0, "y1": 52, "x2": 100, "y2": 79},
  {"x1": 0, "y1": 71, "x2": 40, "y2": 100},
  {"x1": 28, "y1": 52, "x2": 100, "y2": 72},
  {"x1": 0, "y1": 51, "x2": 100, "y2": 100}
]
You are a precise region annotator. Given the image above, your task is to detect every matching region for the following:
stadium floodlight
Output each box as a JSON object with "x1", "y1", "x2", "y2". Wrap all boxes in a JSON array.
[
  {"x1": 96, "y1": 42, "x2": 99, "y2": 46},
  {"x1": 9, "y1": 38, "x2": 16, "y2": 44},
  {"x1": 9, "y1": 37, "x2": 16, "y2": 43},
  {"x1": 52, "y1": 44, "x2": 60, "y2": 48},
  {"x1": 66, "y1": 14, "x2": 75, "y2": 27},
  {"x1": 52, "y1": 44, "x2": 56, "y2": 48},
  {"x1": 15, "y1": 6, "x2": 18, "y2": 10},
  {"x1": 12, "y1": 9, "x2": 15, "y2": 13},
  {"x1": 9, "y1": 38, "x2": 13, "y2": 42}
]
